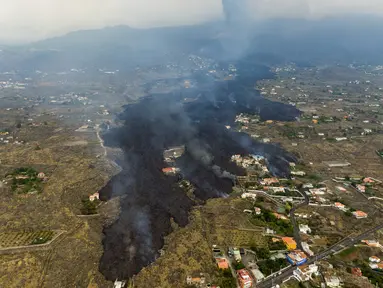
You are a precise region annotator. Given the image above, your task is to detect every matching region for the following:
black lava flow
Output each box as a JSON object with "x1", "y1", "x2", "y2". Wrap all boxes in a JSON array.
[{"x1": 98, "y1": 74, "x2": 300, "y2": 280}]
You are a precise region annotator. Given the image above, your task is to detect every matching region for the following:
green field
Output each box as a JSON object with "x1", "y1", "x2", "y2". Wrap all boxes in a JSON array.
[{"x1": 338, "y1": 246, "x2": 357, "y2": 257}]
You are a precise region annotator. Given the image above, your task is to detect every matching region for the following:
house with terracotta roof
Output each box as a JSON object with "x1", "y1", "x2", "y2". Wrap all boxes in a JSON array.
[
  {"x1": 334, "y1": 202, "x2": 347, "y2": 211},
  {"x1": 282, "y1": 237, "x2": 297, "y2": 250},
  {"x1": 361, "y1": 240, "x2": 381, "y2": 248},
  {"x1": 351, "y1": 267, "x2": 362, "y2": 277},
  {"x1": 336, "y1": 186, "x2": 347, "y2": 193},
  {"x1": 186, "y1": 275, "x2": 206, "y2": 286},
  {"x1": 364, "y1": 177, "x2": 382, "y2": 184},
  {"x1": 352, "y1": 210, "x2": 368, "y2": 219},
  {"x1": 162, "y1": 167, "x2": 177, "y2": 174},
  {"x1": 273, "y1": 213, "x2": 288, "y2": 220},
  {"x1": 216, "y1": 258, "x2": 229, "y2": 269},
  {"x1": 260, "y1": 177, "x2": 279, "y2": 186},
  {"x1": 363, "y1": 177, "x2": 375, "y2": 184}
]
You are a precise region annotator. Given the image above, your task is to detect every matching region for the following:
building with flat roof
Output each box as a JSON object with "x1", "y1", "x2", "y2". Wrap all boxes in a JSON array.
[
  {"x1": 113, "y1": 280, "x2": 126, "y2": 288},
  {"x1": 251, "y1": 268, "x2": 265, "y2": 283},
  {"x1": 233, "y1": 247, "x2": 242, "y2": 262},
  {"x1": 369, "y1": 256, "x2": 381, "y2": 263},
  {"x1": 237, "y1": 269, "x2": 253, "y2": 288},
  {"x1": 293, "y1": 264, "x2": 318, "y2": 282},
  {"x1": 324, "y1": 161, "x2": 351, "y2": 168},
  {"x1": 325, "y1": 276, "x2": 341, "y2": 287},
  {"x1": 287, "y1": 250, "x2": 307, "y2": 266},
  {"x1": 302, "y1": 242, "x2": 314, "y2": 257}
]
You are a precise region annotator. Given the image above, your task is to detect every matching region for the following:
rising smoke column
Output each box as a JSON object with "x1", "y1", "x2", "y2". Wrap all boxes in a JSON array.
[
  {"x1": 220, "y1": 0, "x2": 253, "y2": 60},
  {"x1": 222, "y1": 0, "x2": 249, "y2": 25}
]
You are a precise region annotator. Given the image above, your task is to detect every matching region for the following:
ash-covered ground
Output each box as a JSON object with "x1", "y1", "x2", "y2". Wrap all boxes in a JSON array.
[{"x1": 98, "y1": 71, "x2": 300, "y2": 280}]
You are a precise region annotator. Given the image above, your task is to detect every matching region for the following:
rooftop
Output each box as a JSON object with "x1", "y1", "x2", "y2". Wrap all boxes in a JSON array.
[
  {"x1": 282, "y1": 237, "x2": 297, "y2": 245},
  {"x1": 353, "y1": 210, "x2": 368, "y2": 218},
  {"x1": 237, "y1": 269, "x2": 251, "y2": 280}
]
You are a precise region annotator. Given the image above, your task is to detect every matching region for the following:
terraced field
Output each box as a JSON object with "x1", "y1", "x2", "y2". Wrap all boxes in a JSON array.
[
  {"x1": 0, "y1": 230, "x2": 55, "y2": 248},
  {"x1": 211, "y1": 228, "x2": 267, "y2": 247}
]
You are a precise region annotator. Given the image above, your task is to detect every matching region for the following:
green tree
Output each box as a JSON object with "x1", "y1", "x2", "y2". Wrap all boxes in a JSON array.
[
  {"x1": 345, "y1": 210, "x2": 352, "y2": 217},
  {"x1": 81, "y1": 199, "x2": 98, "y2": 215},
  {"x1": 285, "y1": 203, "x2": 292, "y2": 213},
  {"x1": 234, "y1": 262, "x2": 245, "y2": 270},
  {"x1": 255, "y1": 247, "x2": 270, "y2": 259}
]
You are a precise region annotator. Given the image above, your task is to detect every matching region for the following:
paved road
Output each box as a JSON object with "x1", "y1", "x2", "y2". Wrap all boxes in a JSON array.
[
  {"x1": 289, "y1": 190, "x2": 310, "y2": 251},
  {"x1": 257, "y1": 222, "x2": 383, "y2": 288}
]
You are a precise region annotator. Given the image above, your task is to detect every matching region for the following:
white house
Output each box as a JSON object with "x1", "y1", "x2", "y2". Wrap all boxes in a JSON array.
[
  {"x1": 291, "y1": 171, "x2": 306, "y2": 176},
  {"x1": 113, "y1": 280, "x2": 126, "y2": 288},
  {"x1": 89, "y1": 192, "x2": 100, "y2": 202},
  {"x1": 282, "y1": 197, "x2": 294, "y2": 203},
  {"x1": 302, "y1": 183, "x2": 314, "y2": 189},
  {"x1": 241, "y1": 193, "x2": 257, "y2": 200},
  {"x1": 309, "y1": 188, "x2": 327, "y2": 195},
  {"x1": 265, "y1": 228, "x2": 276, "y2": 235},
  {"x1": 293, "y1": 264, "x2": 318, "y2": 282},
  {"x1": 299, "y1": 224, "x2": 311, "y2": 234},
  {"x1": 335, "y1": 137, "x2": 347, "y2": 142},
  {"x1": 302, "y1": 242, "x2": 314, "y2": 256},
  {"x1": 369, "y1": 256, "x2": 381, "y2": 263},
  {"x1": 325, "y1": 276, "x2": 341, "y2": 287},
  {"x1": 268, "y1": 187, "x2": 286, "y2": 193},
  {"x1": 251, "y1": 269, "x2": 265, "y2": 283},
  {"x1": 254, "y1": 207, "x2": 261, "y2": 215},
  {"x1": 370, "y1": 263, "x2": 379, "y2": 269}
]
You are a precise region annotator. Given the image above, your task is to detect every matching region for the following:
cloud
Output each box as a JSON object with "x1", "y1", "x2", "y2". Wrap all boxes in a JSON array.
[
  {"x1": 0, "y1": 0, "x2": 222, "y2": 43},
  {"x1": 250, "y1": 0, "x2": 383, "y2": 19},
  {"x1": 1, "y1": 0, "x2": 383, "y2": 43}
]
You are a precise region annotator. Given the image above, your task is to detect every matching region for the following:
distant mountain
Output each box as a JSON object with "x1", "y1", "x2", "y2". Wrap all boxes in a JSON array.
[
  {"x1": 1, "y1": 15, "x2": 382, "y2": 72},
  {"x1": 0, "y1": 23, "x2": 225, "y2": 72}
]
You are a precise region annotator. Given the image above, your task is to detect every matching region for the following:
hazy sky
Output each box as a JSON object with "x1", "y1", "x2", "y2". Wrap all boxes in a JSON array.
[{"x1": 1, "y1": 0, "x2": 383, "y2": 43}]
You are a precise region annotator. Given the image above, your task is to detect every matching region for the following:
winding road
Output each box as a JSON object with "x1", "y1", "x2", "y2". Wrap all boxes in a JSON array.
[
  {"x1": 256, "y1": 222, "x2": 383, "y2": 288},
  {"x1": 289, "y1": 189, "x2": 310, "y2": 251}
]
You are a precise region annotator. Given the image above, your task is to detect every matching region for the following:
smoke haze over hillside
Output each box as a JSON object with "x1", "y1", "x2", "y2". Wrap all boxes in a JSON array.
[{"x1": 2, "y1": 0, "x2": 383, "y2": 43}]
